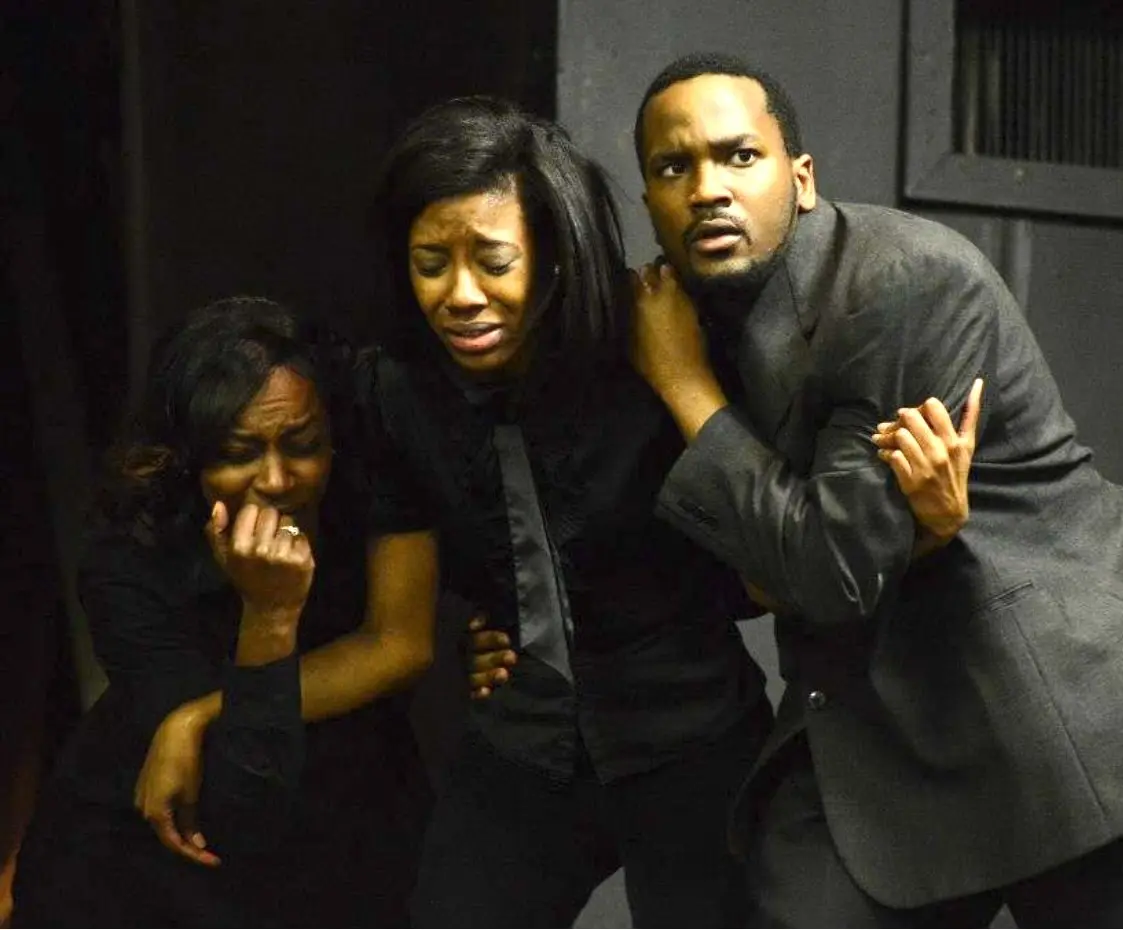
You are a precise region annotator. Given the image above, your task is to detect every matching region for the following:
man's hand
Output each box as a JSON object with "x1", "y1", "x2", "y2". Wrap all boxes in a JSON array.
[
  {"x1": 466, "y1": 615, "x2": 517, "y2": 700},
  {"x1": 134, "y1": 704, "x2": 220, "y2": 867},
  {"x1": 872, "y1": 378, "x2": 984, "y2": 548},
  {"x1": 630, "y1": 262, "x2": 729, "y2": 441}
]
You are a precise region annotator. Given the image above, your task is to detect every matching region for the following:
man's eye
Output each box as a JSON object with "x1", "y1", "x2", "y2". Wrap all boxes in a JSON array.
[
  {"x1": 731, "y1": 148, "x2": 759, "y2": 166},
  {"x1": 657, "y1": 160, "x2": 687, "y2": 178}
]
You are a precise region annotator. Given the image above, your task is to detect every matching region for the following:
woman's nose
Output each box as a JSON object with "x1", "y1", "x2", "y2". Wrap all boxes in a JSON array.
[{"x1": 445, "y1": 266, "x2": 488, "y2": 314}]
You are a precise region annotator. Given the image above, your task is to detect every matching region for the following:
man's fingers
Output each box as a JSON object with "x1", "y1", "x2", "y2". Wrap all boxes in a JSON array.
[
  {"x1": 878, "y1": 448, "x2": 914, "y2": 489},
  {"x1": 895, "y1": 408, "x2": 942, "y2": 460},
  {"x1": 959, "y1": 377, "x2": 984, "y2": 447},
  {"x1": 896, "y1": 425, "x2": 933, "y2": 471},
  {"x1": 918, "y1": 396, "x2": 959, "y2": 445}
]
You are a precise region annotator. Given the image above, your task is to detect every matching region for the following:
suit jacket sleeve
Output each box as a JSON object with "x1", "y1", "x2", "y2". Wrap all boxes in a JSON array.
[{"x1": 657, "y1": 240, "x2": 1000, "y2": 627}]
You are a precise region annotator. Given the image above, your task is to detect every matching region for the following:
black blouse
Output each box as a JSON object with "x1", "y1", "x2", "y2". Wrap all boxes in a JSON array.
[
  {"x1": 38, "y1": 516, "x2": 427, "y2": 867},
  {"x1": 366, "y1": 350, "x2": 767, "y2": 782}
]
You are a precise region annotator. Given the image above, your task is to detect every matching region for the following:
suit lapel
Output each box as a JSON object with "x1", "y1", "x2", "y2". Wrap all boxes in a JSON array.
[
  {"x1": 735, "y1": 261, "x2": 813, "y2": 447},
  {"x1": 733, "y1": 203, "x2": 838, "y2": 469}
]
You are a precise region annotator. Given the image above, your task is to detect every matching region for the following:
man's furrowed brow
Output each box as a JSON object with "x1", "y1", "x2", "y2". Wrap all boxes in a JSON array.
[{"x1": 711, "y1": 133, "x2": 762, "y2": 151}]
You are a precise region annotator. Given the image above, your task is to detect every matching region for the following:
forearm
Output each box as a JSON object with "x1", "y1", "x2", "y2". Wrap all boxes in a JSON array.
[
  {"x1": 235, "y1": 605, "x2": 300, "y2": 666},
  {"x1": 657, "y1": 407, "x2": 914, "y2": 626},
  {"x1": 296, "y1": 626, "x2": 432, "y2": 721},
  {"x1": 658, "y1": 374, "x2": 730, "y2": 445},
  {"x1": 172, "y1": 628, "x2": 432, "y2": 730}
]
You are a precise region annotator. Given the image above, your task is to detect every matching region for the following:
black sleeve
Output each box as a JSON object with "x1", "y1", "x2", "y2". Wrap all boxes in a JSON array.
[
  {"x1": 80, "y1": 534, "x2": 304, "y2": 855},
  {"x1": 80, "y1": 535, "x2": 223, "y2": 736},
  {"x1": 355, "y1": 349, "x2": 437, "y2": 536},
  {"x1": 201, "y1": 655, "x2": 305, "y2": 858}
]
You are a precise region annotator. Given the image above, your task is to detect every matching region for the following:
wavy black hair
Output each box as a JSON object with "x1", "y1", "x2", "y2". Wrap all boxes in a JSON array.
[
  {"x1": 369, "y1": 96, "x2": 630, "y2": 375},
  {"x1": 100, "y1": 296, "x2": 351, "y2": 538},
  {"x1": 633, "y1": 52, "x2": 804, "y2": 171}
]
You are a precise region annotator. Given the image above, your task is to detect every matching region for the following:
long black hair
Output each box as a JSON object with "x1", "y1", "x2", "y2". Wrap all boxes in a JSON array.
[
  {"x1": 369, "y1": 96, "x2": 630, "y2": 377},
  {"x1": 100, "y1": 296, "x2": 350, "y2": 539}
]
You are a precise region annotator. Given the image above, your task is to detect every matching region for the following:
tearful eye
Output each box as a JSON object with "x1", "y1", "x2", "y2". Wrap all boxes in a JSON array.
[
  {"x1": 413, "y1": 262, "x2": 447, "y2": 279},
  {"x1": 480, "y1": 261, "x2": 513, "y2": 276},
  {"x1": 283, "y1": 435, "x2": 327, "y2": 457}
]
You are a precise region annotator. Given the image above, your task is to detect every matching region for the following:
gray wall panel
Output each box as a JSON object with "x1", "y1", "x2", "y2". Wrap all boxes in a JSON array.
[{"x1": 558, "y1": 0, "x2": 905, "y2": 261}]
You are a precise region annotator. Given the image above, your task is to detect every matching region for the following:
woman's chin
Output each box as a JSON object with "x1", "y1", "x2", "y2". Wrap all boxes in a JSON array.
[{"x1": 444, "y1": 343, "x2": 517, "y2": 379}]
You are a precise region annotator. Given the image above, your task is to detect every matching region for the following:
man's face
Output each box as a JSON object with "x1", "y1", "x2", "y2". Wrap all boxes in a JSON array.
[{"x1": 640, "y1": 74, "x2": 816, "y2": 290}]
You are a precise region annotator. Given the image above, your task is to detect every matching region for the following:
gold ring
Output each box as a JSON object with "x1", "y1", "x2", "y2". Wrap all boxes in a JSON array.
[{"x1": 278, "y1": 524, "x2": 302, "y2": 538}]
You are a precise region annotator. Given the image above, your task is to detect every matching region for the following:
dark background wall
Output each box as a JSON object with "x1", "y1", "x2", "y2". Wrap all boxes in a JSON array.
[
  {"x1": 2, "y1": 0, "x2": 557, "y2": 919},
  {"x1": 5, "y1": 1, "x2": 1122, "y2": 926}
]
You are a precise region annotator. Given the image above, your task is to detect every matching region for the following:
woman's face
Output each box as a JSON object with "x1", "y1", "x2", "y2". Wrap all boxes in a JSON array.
[
  {"x1": 407, "y1": 183, "x2": 536, "y2": 379},
  {"x1": 199, "y1": 366, "x2": 332, "y2": 526}
]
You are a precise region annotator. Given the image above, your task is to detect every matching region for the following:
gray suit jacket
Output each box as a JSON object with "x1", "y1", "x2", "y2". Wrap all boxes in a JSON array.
[{"x1": 657, "y1": 200, "x2": 1123, "y2": 907}]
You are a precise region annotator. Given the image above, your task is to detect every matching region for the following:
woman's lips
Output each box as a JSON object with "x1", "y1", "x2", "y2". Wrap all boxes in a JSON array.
[{"x1": 446, "y1": 324, "x2": 503, "y2": 354}]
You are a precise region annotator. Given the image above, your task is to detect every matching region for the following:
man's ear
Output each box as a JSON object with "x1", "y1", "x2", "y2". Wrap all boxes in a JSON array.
[{"x1": 793, "y1": 153, "x2": 816, "y2": 212}]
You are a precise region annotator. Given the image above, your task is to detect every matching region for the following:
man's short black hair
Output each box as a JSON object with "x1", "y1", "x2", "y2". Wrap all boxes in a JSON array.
[{"x1": 633, "y1": 53, "x2": 804, "y2": 171}]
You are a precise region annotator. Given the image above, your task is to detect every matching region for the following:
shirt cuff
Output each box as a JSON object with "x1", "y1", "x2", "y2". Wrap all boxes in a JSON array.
[{"x1": 220, "y1": 653, "x2": 302, "y2": 731}]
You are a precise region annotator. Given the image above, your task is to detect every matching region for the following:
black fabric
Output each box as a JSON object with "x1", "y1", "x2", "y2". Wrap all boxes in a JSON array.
[
  {"x1": 366, "y1": 349, "x2": 766, "y2": 782},
  {"x1": 412, "y1": 703, "x2": 772, "y2": 928},
  {"x1": 12, "y1": 525, "x2": 431, "y2": 926},
  {"x1": 747, "y1": 739, "x2": 1123, "y2": 928}
]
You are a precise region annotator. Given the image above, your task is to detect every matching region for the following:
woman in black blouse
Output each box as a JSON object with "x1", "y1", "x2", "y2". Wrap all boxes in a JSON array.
[
  {"x1": 362, "y1": 97, "x2": 973, "y2": 927},
  {"x1": 12, "y1": 298, "x2": 433, "y2": 926}
]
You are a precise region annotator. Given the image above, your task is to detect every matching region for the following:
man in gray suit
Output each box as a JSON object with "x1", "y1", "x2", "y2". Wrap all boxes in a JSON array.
[{"x1": 630, "y1": 52, "x2": 1123, "y2": 925}]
